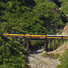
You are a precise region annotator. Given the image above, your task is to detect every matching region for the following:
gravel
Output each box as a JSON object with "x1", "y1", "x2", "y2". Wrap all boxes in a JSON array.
[{"x1": 26, "y1": 48, "x2": 60, "y2": 68}]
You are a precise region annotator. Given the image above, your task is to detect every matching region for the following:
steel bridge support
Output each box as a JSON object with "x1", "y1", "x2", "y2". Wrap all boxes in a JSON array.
[
  {"x1": 49, "y1": 40, "x2": 52, "y2": 51},
  {"x1": 44, "y1": 40, "x2": 48, "y2": 51},
  {"x1": 26, "y1": 41, "x2": 31, "y2": 53},
  {"x1": 53, "y1": 40, "x2": 55, "y2": 50}
]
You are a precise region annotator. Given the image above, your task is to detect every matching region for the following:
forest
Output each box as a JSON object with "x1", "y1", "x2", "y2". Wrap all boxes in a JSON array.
[{"x1": 0, "y1": 0, "x2": 68, "y2": 68}]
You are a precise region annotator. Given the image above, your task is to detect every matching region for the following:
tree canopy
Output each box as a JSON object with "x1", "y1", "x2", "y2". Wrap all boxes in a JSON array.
[
  {"x1": 0, "y1": 0, "x2": 68, "y2": 68},
  {"x1": 58, "y1": 0, "x2": 68, "y2": 14}
]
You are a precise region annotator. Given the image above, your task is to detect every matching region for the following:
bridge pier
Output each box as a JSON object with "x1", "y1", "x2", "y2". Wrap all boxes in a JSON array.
[
  {"x1": 44, "y1": 40, "x2": 48, "y2": 51},
  {"x1": 49, "y1": 40, "x2": 52, "y2": 51},
  {"x1": 62, "y1": 40, "x2": 64, "y2": 44},
  {"x1": 44, "y1": 42, "x2": 46, "y2": 51},
  {"x1": 23, "y1": 41, "x2": 26, "y2": 48},
  {"x1": 57, "y1": 40, "x2": 60, "y2": 47},
  {"x1": 53, "y1": 40, "x2": 55, "y2": 50},
  {"x1": 26, "y1": 41, "x2": 31, "y2": 53}
]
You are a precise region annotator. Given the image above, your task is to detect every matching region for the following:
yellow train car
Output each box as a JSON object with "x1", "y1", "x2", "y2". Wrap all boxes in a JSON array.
[
  {"x1": 25, "y1": 34, "x2": 46, "y2": 39},
  {"x1": 3, "y1": 33, "x2": 25, "y2": 38},
  {"x1": 3, "y1": 33, "x2": 68, "y2": 40}
]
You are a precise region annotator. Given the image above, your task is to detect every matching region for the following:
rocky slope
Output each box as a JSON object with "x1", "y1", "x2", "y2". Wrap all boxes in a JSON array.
[
  {"x1": 26, "y1": 48, "x2": 60, "y2": 68},
  {"x1": 61, "y1": 25, "x2": 68, "y2": 35}
]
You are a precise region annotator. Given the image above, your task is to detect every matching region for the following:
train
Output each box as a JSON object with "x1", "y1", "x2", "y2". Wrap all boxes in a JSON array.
[{"x1": 3, "y1": 33, "x2": 68, "y2": 40}]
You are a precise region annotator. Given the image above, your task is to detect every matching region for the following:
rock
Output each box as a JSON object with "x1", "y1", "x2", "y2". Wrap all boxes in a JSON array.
[{"x1": 26, "y1": 48, "x2": 60, "y2": 68}]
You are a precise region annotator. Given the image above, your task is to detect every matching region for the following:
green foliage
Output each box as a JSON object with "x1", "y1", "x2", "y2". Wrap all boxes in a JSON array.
[
  {"x1": 0, "y1": 0, "x2": 68, "y2": 67},
  {"x1": 47, "y1": 40, "x2": 65, "y2": 50},
  {"x1": 0, "y1": 38, "x2": 28, "y2": 68},
  {"x1": 66, "y1": 22, "x2": 68, "y2": 25},
  {"x1": 57, "y1": 49, "x2": 68, "y2": 68},
  {"x1": 59, "y1": 0, "x2": 68, "y2": 14},
  {"x1": 30, "y1": 41, "x2": 44, "y2": 50},
  {"x1": 48, "y1": 40, "x2": 58, "y2": 49},
  {"x1": 0, "y1": 0, "x2": 66, "y2": 34},
  {"x1": 42, "y1": 52, "x2": 60, "y2": 59}
]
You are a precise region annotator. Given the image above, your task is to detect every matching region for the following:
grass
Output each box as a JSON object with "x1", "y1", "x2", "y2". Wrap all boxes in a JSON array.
[
  {"x1": 57, "y1": 49, "x2": 68, "y2": 68},
  {"x1": 42, "y1": 52, "x2": 60, "y2": 59}
]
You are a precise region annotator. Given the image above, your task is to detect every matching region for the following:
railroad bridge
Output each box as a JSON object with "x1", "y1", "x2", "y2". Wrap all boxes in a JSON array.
[{"x1": 3, "y1": 33, "x2": 68, "y2": 52}]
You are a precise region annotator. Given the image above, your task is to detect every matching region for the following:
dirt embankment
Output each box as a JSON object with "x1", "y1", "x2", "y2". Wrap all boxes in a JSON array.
[
  {"x1": 61, "y1": 25, "x2": 68, "y2": 35},
  {"x1": 26, "y1": 48, "x2": 60, "y2": 68}
]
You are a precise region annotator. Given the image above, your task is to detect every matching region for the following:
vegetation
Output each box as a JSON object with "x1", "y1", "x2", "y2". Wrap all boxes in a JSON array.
[
  {"x1": 57, "y1": 50, "x2": 68, "y2": 68},
  {"x1": 53, "y1": 0, "x2": 68, "y2": 68},
  {"x1": 42, "y1": 52, "x2": 60, "y2": 59},
  {"x1": 54, "y1": 0, "x2": 68, "y2": 14},
  {"x1": 0, "y1": 0, "x2": 68, "y2": 68},
  {"x1": 0, "y1": 35, "x2": 28, "y2": 68}
]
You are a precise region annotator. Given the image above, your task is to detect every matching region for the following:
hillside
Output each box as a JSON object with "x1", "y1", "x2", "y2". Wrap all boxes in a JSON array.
[
  {"x1": 59, "y1": 0, "x2": 68, "y2": 14},
  {"x1": 61, "y1": 25, "x2": 68, "y2": 35},
  {"x1": 47, "y1": 25, "x2": 68, "y2": 55},
  {"x1": 0, "y1": 0, "x2": 68, "y2": 68}
]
